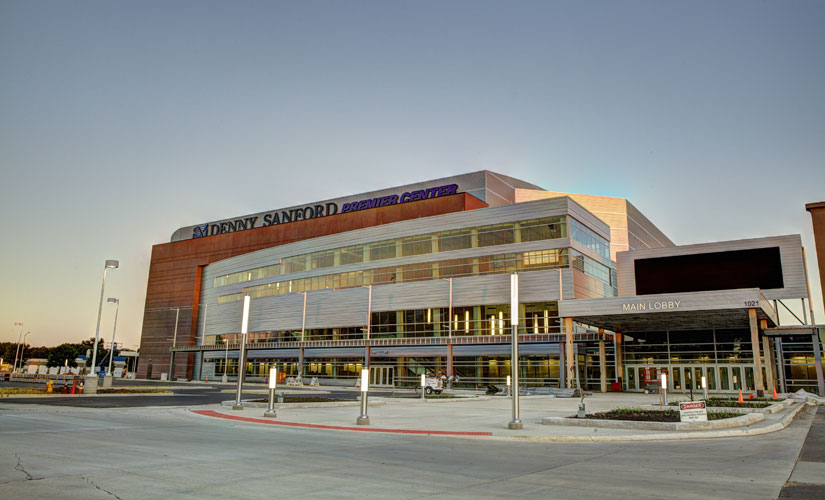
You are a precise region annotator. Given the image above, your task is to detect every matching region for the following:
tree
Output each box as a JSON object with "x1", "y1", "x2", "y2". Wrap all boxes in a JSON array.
[
  {"x1": 1, "y1": 342, "x2": 17, "y2": 363},
  {"x1": 46, "y1": 343, "x2": 82, "y2": 368}
]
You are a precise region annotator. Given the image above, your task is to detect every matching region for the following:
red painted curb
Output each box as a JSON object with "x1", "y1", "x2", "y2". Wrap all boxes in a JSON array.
[{"x1": 192, "y1": 409, "x2": 493, "y2": 436}]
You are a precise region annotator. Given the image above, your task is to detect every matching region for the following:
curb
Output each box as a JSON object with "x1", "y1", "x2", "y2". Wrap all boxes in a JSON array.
[
  {"x1": 190, "y1": 409, "x2": 493, "y2": 436},
  {"x1": 184, "y1": 402, "x2": 810, "y2": 443},
  {"x1": 648, "y1": 400, "x2": 791, "y2": 414},
  {"x1": 220, "y1": 400, "x2": 386, "y2": 409},
  {"x1": 515, "y1": 403, "x2": 810, "y2": 442},
  {"x1": 0, "y1": 392, "x2": 175, "y2": 399},
  {"x1": 541, "y1": 412, "x2": 764, "y2": 431},
  {"x1": 377, "y1": 396, "x2": 494, "y2": 404}
]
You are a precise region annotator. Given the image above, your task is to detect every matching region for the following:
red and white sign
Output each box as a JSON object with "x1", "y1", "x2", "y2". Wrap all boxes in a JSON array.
[{"x1": 679, "y1": 401, "x2": 708, "y2": 422}]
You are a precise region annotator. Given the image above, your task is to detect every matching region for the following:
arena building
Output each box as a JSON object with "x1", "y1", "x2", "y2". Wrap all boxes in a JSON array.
[{"x1": 138, "y1": 171, "x2": 824, "y2": 395}]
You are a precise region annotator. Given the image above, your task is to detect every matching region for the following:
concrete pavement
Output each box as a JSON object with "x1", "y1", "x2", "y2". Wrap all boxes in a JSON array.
[
  {"x1": 203, "y1": 392, "x2": 810, "y2": 441},
  {"x1": 780, "y1": 406, "x2": 825, "y2": 498},
  {"x1": 0, "y1": 399, "x2": 818, "y2": 499}
]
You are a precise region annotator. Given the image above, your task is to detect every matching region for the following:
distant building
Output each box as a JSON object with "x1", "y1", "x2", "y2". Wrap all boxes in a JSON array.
[{"x1": 806, "y1": 201, "x2": 825, "y2": 309}]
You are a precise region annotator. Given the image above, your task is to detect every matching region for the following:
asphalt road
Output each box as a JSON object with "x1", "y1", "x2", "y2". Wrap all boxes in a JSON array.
[
  {"x1": 0, "y1": 400, "x2": 818, "y2": 499},
  {"x1": 0, "y1": 380, "x2": 393, "y2": 407}
]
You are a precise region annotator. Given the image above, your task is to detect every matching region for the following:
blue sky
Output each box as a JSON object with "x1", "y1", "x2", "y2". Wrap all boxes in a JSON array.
[{"x1": 1, "y1": 1, "x2": 824, "y2": 348}]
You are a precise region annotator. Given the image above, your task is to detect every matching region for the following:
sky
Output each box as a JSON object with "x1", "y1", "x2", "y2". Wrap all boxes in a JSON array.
[{"x1": 1, "y1": 1, "x2": 824, "y2": 350}]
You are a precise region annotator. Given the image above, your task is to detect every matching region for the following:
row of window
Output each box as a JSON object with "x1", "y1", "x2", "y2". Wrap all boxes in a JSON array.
[
  {"x1": 212, "y1": 357, "x2": 564, "y2": 384},
  {"x1": 203, "y1": 302, "x2": 561, "y2": 344},
  {"x1": 570, "y1": 217, "x2": 611, "y2": 263},
  {"x1": 217, "y1": 249, "x2": 568, "y2": 303},
  {"x1": 214, "y1": 216, "x2": 568, "y2": 287},
  {"x1": 571, "y1": 249, "x2": 617, "y2": 291}
]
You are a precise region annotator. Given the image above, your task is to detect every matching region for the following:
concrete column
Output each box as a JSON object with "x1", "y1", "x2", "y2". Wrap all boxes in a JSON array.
[
  {"x1": 748, "y1": 308, "x2": 765, "y2": 396},
  {"x1": 775, "y1": 338, "x2": 787, "y2": 393},
  {"x1": 447, "y1": 344, "x2": 453, "y2": 379},
  {"x1": 197, "y1": 351, "x2": 204, "y2": 381},
  {"x1": 615, "y1": 333, "x2": 624, "y2": 387},
  {"x1": 762, "y1": 335, "x2": 775, "y2": 394},
  {"x1": 598, "y1": 339, "x2": 607, "y2": 393},
  {"x1": 559, "y1": 344, "x2": 566, "y2": 388},
  {"x1": 564, "y1": 317, "x2": 574, "y2": 389}
]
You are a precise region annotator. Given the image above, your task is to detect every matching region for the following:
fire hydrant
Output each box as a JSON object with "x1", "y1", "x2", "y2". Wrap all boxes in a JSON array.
[{"x1": 46, "y1": 380, "x2": 54, "y2": 393}]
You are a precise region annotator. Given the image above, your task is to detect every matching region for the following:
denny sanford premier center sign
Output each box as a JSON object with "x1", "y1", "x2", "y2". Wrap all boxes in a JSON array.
[{"x1": 174, "y1": 183, "x2": 460, "y2": 241}]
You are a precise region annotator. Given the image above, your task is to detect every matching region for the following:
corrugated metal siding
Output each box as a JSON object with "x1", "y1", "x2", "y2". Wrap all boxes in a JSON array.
[
  {"x1": 195, "y1": 197, "x2": 614, "y2": 339},
  {"x1": 200, "y1": 268, "x2": 573, "y2": 337}
]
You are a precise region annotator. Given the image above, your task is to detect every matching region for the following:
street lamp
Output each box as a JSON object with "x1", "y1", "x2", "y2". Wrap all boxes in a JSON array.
[
  {"x1": 508, "y1": 273, "x2": 523, "y2": 430},
  {"x1": 222, "y1": 337, "x2": 229, "y2": 383},
  {"x1": 88, "y1": 259, "x2": 118, "y2": 393},
  {"x1": 168, "y1": 307, "x2": 180, "y2": 379},
  {"x1": 106, "y1": 298, "x2": 120, "y2": 376},
  {"x1": 440, "y1": 278, "x2": 454, "y2": 388},
  {"x1": 12, "y1": 322, "x2": 23, "y2": 373},
  {"x1": 19, "y1": 332, "x2": 30, "y2": 372},
  {"x1": 233, "y1": 295, "x2": 251, "y2": 410}
]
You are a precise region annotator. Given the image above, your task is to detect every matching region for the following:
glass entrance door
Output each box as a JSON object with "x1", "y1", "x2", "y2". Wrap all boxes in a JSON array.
[{"x1": 624, "y1": 364, "x2": 751, "y2": 393}]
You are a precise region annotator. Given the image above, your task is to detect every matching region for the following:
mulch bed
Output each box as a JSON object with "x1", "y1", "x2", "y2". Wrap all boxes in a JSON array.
[
  {"x1": 579, "y1": 408, "x2": 743, "y2": 422},
  {"x1": 668, "y1": 398, "x2": 776, "y2": 409}
]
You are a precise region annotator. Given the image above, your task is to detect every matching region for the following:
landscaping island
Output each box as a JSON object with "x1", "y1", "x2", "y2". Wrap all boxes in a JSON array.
[{"x1": 581, "y1": 408, "x2": 743, "y2": 422}]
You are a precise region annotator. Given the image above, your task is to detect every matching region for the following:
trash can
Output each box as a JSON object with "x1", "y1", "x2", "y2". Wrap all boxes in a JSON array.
[{"x1": 610, "y1": 381, "x2": 622, "y2": 392}]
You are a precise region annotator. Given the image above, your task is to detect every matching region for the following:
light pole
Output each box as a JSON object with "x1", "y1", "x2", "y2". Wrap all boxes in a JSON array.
[
  {"x1": 222, "y1": 338, "x2": 229, "y2": 383},
  {"x1": 440, "y1": 278, "x2": 454, "y2": 388},
  {"x1": 106, "y1": 298, "x2": 119, "y2": 376},
  {"x1": 508, "y1": 273, "x2": 523, "y2": 430},
  {"x1": 168, "y1": 307, "x2": 180, "y2": 379},
  {"x1": 12, "y1": 322, "x2": 23, "y2": 373},
  {"x1": 88, "y1": 260, "x2": 118, "y2": 393},
  {"x1": 357, "y1": 368, "x2": 370, "y2": 425},
  {"x1": 18, "y1": 332, "x2": 30, "y2": 372},
  {"x1": 362, "y1": 285, "x2": 372, "y2": 369},
  {"x1": 233, "y1": 295, "x2": 251, "y2": 410}
]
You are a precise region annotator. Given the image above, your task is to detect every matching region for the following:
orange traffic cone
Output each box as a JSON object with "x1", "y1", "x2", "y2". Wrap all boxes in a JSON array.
[
  {"x1": 738, "y1": 388, "x2": 744, "y2": 403},
  {"x1": 773, "y1": 386, "x2": 778, "y2": 399}
]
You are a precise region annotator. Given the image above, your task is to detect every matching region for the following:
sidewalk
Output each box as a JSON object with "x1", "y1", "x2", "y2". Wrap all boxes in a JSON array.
[
  {"x1": 191, "y1": 392, "x2": 813, "y2": 442},
  {"x1": 780, "y1": 406, "x2": 825, "y2": 498}
]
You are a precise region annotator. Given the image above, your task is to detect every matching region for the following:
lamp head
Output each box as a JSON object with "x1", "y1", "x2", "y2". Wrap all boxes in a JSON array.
[
  {"x1": 105, "y1": 260, "x2": 119, "y2": 269},
  {"x1": 107, "y1": 298, "x2": 119, "y2": 304}
]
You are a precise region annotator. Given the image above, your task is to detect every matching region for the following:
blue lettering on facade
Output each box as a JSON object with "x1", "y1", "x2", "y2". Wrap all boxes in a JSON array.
[{"x1": 192, "y1": 183, "x2": 461, "y2": 238}]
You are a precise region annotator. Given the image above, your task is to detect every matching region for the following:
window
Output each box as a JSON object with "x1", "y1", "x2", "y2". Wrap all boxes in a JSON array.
[
  {"x1": 369, "y1": 241, "x2": 397, "y2": 261},
  {"x1": 437, "y1": 229, "x2": 473, "y2": 252},
  {"x1": 339, "y1": 246, "x2": 363, "y2": 265},
  {"x1": 570, "y1": 218, "x2": 611, "y2": 262},
  {"x1": 282, "y1": 255, "x2": 306, "y2": 274},
  {"x1": 401, "y1": 235, "x2": 433, "y2": 257},
  {"x1": 311, "y1": 250, "x2": 334, "y2": 270},
  {"x1": 477, "y1": 223, "x2": 515, "y2": 247},
  {"x1": 402, "y1": 262, "x2": 434, "y2": 281},
  {"x1": 520, "y1": 217, "x2": 566, "y2": 242}
]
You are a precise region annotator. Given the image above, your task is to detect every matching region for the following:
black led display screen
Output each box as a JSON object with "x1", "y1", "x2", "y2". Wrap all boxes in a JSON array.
[{"x1": 634, "y1": 247, "x2": 784, "y2": 295}]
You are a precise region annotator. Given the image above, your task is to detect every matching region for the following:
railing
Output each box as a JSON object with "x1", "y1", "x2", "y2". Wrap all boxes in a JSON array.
[{"x1": 172, "y1": 331, "x2": 610, "y2": 352}]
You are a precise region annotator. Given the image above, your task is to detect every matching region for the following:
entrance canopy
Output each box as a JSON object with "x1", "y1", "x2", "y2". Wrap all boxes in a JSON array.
[{"x1": 559, "y1": 288, "x2": 778, "y2": 332}]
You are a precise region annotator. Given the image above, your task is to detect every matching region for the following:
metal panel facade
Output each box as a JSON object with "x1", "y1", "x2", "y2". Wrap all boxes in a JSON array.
[
  {"x1": 196, "y1": 196, "x2": 595, "y2": 338},
  {"x1": 616, "y1": 235, "x2": 807, "y2": 300}
]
